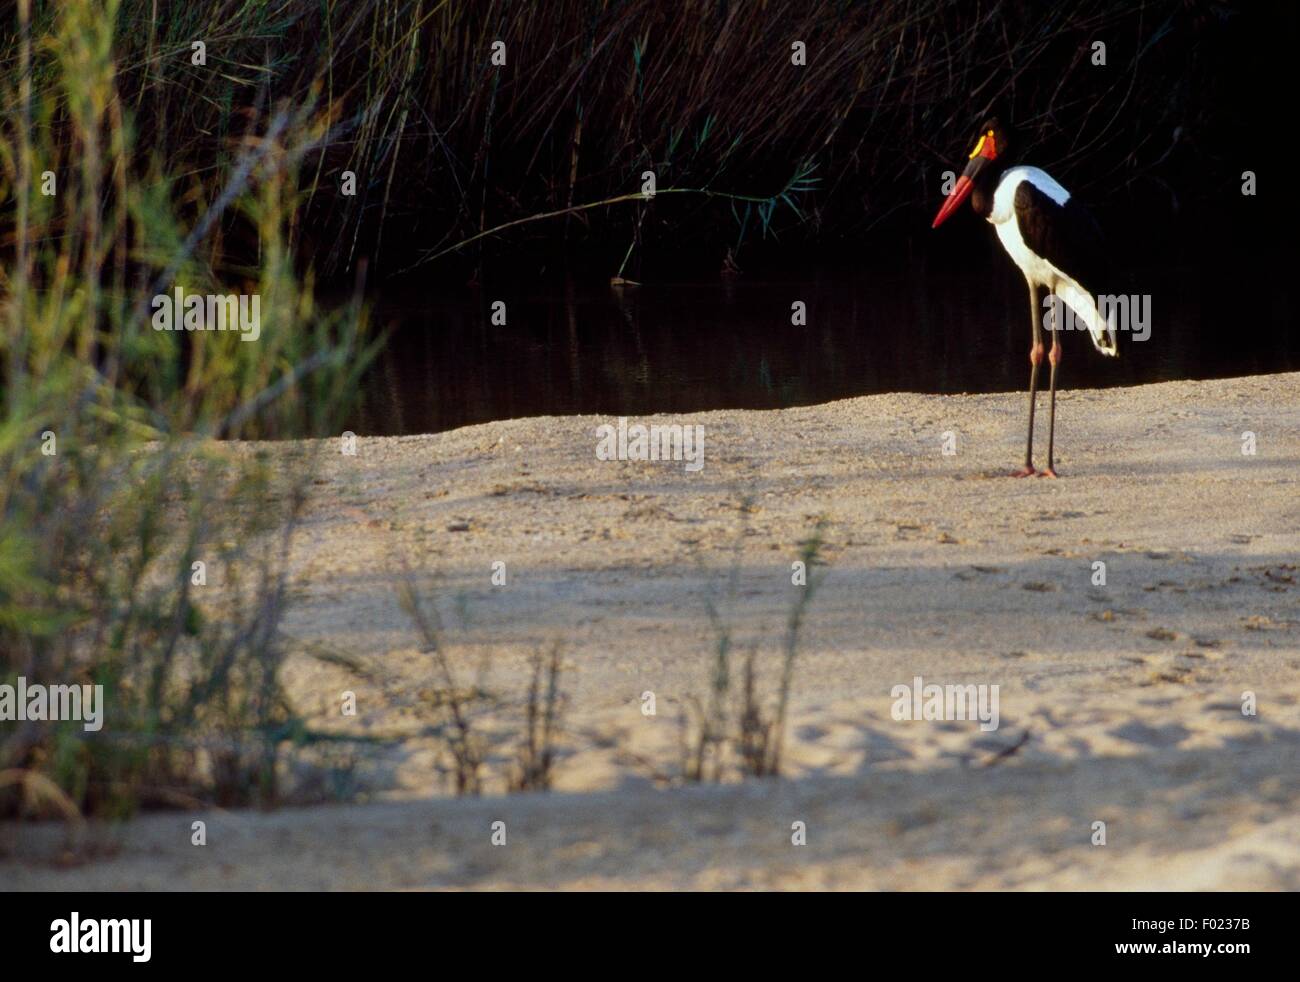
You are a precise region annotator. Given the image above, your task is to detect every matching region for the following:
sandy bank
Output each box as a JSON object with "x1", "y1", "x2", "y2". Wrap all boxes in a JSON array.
[{"x1": 6, "y1": 372, "x2": 1299, "y2": 889}]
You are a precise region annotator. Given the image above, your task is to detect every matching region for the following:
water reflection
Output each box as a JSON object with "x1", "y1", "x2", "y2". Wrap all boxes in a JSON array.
[{"x1": 353, "y1": 252, "x2": 1296, "y2": 436}]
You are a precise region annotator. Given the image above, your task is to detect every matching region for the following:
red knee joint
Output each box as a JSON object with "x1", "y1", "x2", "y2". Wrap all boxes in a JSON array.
[
  {"x1": 1049, "y1": 343, "x2": 1062, "y2": 367},
  {"x1": 1030, "y1": 343, "x2": 1045, "y2": 366}
]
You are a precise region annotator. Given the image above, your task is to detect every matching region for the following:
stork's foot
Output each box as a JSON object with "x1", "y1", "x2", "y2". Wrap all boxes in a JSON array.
[
  {"x1": 1010, "y1": 466, "x2": 1036, "y2": 478},
  {"x1": 1037, "y1": 467, "x2": 1059, "y2": 479}
]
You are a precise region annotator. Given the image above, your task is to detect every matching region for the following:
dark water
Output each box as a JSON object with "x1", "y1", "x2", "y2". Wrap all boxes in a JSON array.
[{"x1": 351, "y1": 245, "x2": 1297, "y2": 437}]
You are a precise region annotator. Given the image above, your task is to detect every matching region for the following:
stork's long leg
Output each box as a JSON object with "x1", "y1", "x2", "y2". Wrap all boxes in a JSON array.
[
  {"x1": 1013, "y1": 282, "x2": 1044, "y2": 477},
  {"x1": 1042, "y1": 305, "x2": 1062, "y2": 478}
]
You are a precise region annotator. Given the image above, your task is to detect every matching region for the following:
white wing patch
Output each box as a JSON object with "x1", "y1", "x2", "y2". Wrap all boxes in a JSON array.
[
  {"x1": 988, "y1": 166, "x2": 1070, "y2": 224},
  {"x1": 988, "y1": 168, "x2": 1073, "y2": 287},
  {"x1": 1054, "y1": 280, "x2": 1119, "y2": 356},
  {"x1": 987, "y1": 167, "x2": 1117, "y2": 356}
]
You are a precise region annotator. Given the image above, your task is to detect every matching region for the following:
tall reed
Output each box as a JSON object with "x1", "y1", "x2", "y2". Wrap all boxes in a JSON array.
[
  {"x1": 0, "y1": 0, "x2": 370, "y2": 819},
  {"x1": 4, "y1": 0, "x2": 1246, "y2": 278}
]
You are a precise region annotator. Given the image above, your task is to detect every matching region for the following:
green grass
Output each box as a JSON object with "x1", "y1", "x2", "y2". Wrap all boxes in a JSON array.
[
  {"x1": 0, "y1": 0, "x2": 371, "y2": 820},
  {"x1": 683, "y1": 505, "x2": 828, "y2": 782}
]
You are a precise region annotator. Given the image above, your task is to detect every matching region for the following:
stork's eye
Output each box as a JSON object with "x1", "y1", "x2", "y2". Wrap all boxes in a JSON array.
[{"x1": 969, "y1": 130, "x2": 997, "y2": 160}]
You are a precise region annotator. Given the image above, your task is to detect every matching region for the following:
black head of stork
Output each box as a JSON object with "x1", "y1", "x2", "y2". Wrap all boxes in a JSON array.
[
  {"x1": 930, "y1": 115, "x2": 1119, "y2": 478},
  {"x1": 931, "y1": 117, "x2": 1012, "y2": 229}
]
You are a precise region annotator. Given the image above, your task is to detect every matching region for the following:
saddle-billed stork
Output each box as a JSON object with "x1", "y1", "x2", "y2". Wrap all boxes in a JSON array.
[{"x1": 931, "y1": 118, "x2": 1117, "y2": 478}]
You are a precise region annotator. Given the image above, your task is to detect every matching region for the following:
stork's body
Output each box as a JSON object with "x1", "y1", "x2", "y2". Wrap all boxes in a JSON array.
[{"x1": 932, "y1": 120, "x2": 1118, "y2": 477}]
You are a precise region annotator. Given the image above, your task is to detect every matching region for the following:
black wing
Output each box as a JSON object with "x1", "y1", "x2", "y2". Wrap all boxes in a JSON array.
[{"x1": 1014, "y1": 181, "x2": 1110, "y2": 296}]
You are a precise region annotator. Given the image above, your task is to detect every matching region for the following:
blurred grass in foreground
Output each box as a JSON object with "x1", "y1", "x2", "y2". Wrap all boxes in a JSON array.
[{"x1": 0, "y1": 0, "x2": 371, "y2": 821}]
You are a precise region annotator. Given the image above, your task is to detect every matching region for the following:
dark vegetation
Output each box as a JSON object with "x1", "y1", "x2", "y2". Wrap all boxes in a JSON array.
[{"x1": 6, "y1": 1, "x2": 1288, "y2": 287}]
